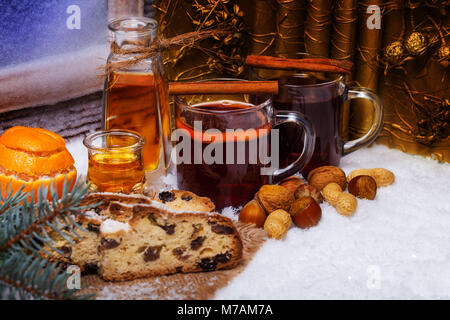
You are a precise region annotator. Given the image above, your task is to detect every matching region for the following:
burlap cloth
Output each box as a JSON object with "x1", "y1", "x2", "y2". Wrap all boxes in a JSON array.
[{"x1": 79, "y1": 222, "x2": 266, "y2": 300}]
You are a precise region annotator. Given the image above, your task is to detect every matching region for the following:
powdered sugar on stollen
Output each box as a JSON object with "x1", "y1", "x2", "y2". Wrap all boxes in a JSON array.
[{"x1": 100, "y1": 219, "x2": 131, "y2": 235}]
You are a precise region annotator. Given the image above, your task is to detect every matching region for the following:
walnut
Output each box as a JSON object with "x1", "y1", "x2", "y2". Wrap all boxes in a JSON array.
[
  {"x1": 307, "y1": 166, "x2": 347, "y2": 191},
  {"x1": 255, "y1": 185, "x2": 294, "y2": 214},
  {"x1": 279, "y1": 176, "x2": 306, "y2": 194},
  {"x1": 294, "y1": 184, "x2": 323, "y2": 203}
]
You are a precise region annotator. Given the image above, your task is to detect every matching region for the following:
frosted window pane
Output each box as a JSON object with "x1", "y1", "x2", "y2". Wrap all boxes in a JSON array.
[{"x1": 0, "y1": 0, "x2": 108, "y2": 67}]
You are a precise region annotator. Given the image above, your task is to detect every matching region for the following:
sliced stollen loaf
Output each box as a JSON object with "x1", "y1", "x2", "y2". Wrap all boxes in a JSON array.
[
  {"x1": 39, "y1": 217, "x2": 101, "y2": 273},
  {"x1": 41, "y1": 192, "x2": 152, "y2": 272},
  {"x1": 42, "y1": 191, "x2": 242, "y2": 281},
  {"x1": 146, "y1": 190, "x2": 215, "y2": 213},
  {"x1": 98, "y1": 201, "x2": 242, "y2": 281}
]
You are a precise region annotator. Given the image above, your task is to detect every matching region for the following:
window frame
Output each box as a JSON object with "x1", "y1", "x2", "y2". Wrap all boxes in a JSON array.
[{"x1": 0, "y1": 0, "x2": 143, "y2": 114}]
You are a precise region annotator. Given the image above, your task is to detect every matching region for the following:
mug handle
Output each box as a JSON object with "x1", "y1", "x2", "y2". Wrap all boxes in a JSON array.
[
  {"x1": 271, "y1": 110, "x2": 316, "y2": 183},
  {"x1": 343, "y1": 87, "x2": 384, "y2": 155}
]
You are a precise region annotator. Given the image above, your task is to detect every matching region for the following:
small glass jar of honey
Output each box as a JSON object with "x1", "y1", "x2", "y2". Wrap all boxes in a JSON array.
[{"x1": 83, "y1": 130, "x2": 145, "y2": 194}]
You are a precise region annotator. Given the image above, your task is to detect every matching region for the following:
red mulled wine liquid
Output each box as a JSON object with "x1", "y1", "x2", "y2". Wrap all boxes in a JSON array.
[
  {"x1": 176, "y1": 100, "x2": 271, "y2": 210},
  {"x1": 273, "y1": 75, "x2": 344, "y2": 176}
]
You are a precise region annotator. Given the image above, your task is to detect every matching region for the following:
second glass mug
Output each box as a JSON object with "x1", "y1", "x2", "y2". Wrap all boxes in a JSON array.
[
  {"x1": 173, "y1": 81, "x2": 316, "y2": 210},
  {"x1": 251, "y1": 66, "x2": 384, "y2": 175}
]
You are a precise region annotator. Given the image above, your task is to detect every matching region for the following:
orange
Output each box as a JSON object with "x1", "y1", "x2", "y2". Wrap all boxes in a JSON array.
[{"x1": 0, "y1": 126, "x2": 77, "y2": 201}]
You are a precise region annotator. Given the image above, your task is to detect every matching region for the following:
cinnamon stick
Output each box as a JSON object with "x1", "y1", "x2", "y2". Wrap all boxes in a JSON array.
[
  {"x1": 168, "y1": 80, "x2": 279, "y2": 95},
  {"x1": 245, "y1": 55, "x2": 354, "y2": 74}
]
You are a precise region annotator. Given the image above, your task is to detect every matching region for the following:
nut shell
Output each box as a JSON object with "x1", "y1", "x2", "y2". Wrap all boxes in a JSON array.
[
  {"x1": 322, "y1": 182, "x2": 343, "y2": 206},
  {"x1": 347, "y1": 168, "x2": 395, "y2": 187},
  {"x1": 279, "y1": 176, "x2": 305, "y2": 194},
  {"x1": 239, "y1": 200, "x2": 267, "y2": 228},
  {"x1": 371, "y1": 168, "x2": 395, "y2": 187},
  {"x1": 256, "y1": 184, "x2": 294, "y2": 213},
  {"x1": 348, "y1": 175, "x2": 377, "y2": 200},
  {"x1": 335, "y1": 193, "x2": 357, "y2": 217},
  {"x1": 307, "y1": 166, "x2": 347, "y2": 191},
  {"x1": 347, "y1": 169, "x2": 372, "y2": 181},
  {"x1": 264, "y1": 209, "x2": 292, "y2": 239},
  {"x1": 290, "y1": 196, "x2": 321, "y2": 229},
  {"x1": 294, "y1": 184, "x2": 323, "y2": 204},
  {"x1": 269, "y1": 209, "x2": 292, "y2": 229}
]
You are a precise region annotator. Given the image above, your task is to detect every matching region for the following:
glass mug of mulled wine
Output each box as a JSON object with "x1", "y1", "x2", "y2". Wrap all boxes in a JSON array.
[
  {"x1": 252, "y1": 70, "x2": 384, "y2": 175},
  {"x1": 173, "y1": 80, "x2": 316, "y2": 210}
]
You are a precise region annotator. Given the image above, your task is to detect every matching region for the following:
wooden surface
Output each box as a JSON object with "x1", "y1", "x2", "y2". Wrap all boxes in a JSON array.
[{"x1": 0, "y1": 92, "x2": 102, "y2": 139}]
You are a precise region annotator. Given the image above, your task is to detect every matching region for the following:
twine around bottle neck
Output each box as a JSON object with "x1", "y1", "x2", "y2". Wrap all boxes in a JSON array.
[
  {"x1": 105, "y1": 29, "x2": 231, "y2": 73},
  {"x1": 110, "y1": 41, "x2": 157, "y2": 56}
]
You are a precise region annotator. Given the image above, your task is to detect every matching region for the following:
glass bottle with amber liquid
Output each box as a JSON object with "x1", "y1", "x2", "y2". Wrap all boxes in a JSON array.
[{"x1": 103, "y1": 17, "x2": 171, "y2": 176}]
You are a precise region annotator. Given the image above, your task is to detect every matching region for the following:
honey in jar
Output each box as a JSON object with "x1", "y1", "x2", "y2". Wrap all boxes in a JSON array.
[
  {"x1": 83, "y1": 130, "x2": 145, "y2": 194},
  {"x1": 105, "y1": 71, "x2": 162, "y2": 171},
  {"x1": 103, "y1": 17, "x2": 171, "y2": 173}
]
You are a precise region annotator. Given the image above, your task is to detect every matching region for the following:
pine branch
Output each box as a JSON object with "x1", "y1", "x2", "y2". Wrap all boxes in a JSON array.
[
  {"x1": 0, "y1": 177, "x2": 97, "y2": 300},
  {"x1": 0, "y1": 178, "x2": 90, "y2": 253},
  {"x1": 0, "y1": 182, "x2": 27, "y2": 215},
  {"x1": 0, "y1": 249, "x2": 86, "y2": 300}
]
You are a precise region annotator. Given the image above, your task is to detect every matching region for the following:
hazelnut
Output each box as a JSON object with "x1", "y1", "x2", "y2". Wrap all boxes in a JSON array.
[
  {"x1": 347, "y1": 169, "x2": 372, "y2": 182},
  {"x1": 294, "y1": 184, "x2": 323, "y2": 204},
  {"x1": 348, "y1": 175, "x2": 377, "y2": 200},
  {"x1": 239, "y1": 200, "x2": 267, "y2": 228},
  {"x1": 322, "y1": 182, "x2": 343, "y2": 206},
  {"x1": 255, "y1": 185, "x2": 294, "y2": 214},
  {"x1": 264, "y1": 209, "x2": 292, "y2": 240},
  {"x1": 290, "y1": 196, "x2": 322, "y2": 229},
  {"x1": 279, "y1": 176, "x2": 305, "y2": 194},
  {"x1": 307, "y1": 166, "x2": 347, "y2": 191},
  {"x1": 335, "y1": 193, "x2": 357, "y2": 217},
  {"x1": 347, "y1": 168, "x2": 395, "y2": 187}
]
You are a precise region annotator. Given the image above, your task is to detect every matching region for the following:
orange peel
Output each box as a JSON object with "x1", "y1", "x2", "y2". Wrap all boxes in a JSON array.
[{"x1": 0, "y1": 126, "x2": 77, "y2": 201}]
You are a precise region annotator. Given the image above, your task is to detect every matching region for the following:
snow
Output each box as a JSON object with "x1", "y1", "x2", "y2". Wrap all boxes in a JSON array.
[
  {"x1": 68, "y1": 137, "x2": 89, "y2": 177},
  {"x1": 67, "y1": 137, "x2": 450, "y2": 299}
]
